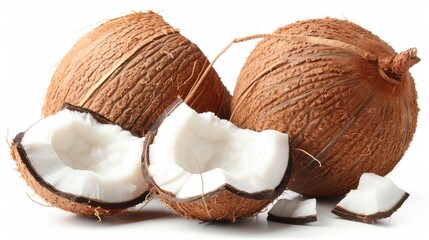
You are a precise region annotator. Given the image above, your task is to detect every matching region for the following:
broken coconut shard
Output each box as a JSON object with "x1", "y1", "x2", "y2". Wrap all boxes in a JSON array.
[
  {"x1": 142, "y1": 98, "x2": 292, "y2": 222},
  {"x1": 331, "y1": 173, "x2": 409, "y2": 223},
  {"x1": 10, "y1": 104, "x2": 149, "y2": 217},
  {"x1": 267, "y1": 198, "x2": 317, "y2": 224}
]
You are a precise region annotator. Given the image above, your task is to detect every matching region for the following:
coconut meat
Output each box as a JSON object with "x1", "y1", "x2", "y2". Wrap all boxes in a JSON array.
[
  {"x1": 148, "y1": 102, "x2": 289, "y2": 198},
  {"x1": 268, "y1": 198, "x2": 317, "y2": 219},
  {"x1": 335, "y1": 173, "x2": 407, "y2": 215},
  {"x1": 21, "y1": 109, "x2": 147, "y2": 203}
]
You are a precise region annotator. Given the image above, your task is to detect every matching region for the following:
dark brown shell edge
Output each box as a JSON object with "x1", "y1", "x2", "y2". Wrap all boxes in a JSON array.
[
  {"x1": 267, "y1": 213, "x2": 317, "y2": 225},
  {"x1": 331, "y1": 192, "x2": 410, "y2": 223},
  {"x1": 10, "y1": 106, "x2": 150, "y2": 217},
  {"x1": 62, "y1": 102, "x2": 115, "y2": 126},
  {"x1": 142, "y1": 98, "x2": 293, "y2": 222}
]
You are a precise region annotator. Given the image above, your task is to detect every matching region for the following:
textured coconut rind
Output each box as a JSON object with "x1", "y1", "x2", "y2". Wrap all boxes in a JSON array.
[
  {"x1": 42, "y1": 11, "x2": 231, "y2": 138},
  {"x1": 230, "y1": 18, "x2": 418, "y2": 197},
  {"x1": 153, "y1": 185, "x2": 274, "y2": 222},
  {"x1": 267, "y1": 213, "x2": 317, "y2": 225},
  {"x1": 331, "y1": 192, "x2": 410, "y2": 223},
  {"x1": 10, "y1": 109, "x2": 149, "y2": 217},
  {"x1": 142, "y1": 99, "x2": 292, "y2": 222}
]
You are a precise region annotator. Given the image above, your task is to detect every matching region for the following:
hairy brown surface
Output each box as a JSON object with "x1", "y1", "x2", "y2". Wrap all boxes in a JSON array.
[
  {"x1": 153, "y1": 185, "x2": 274, "y2": 222},
  {"x1": 230, "y1": 18, "x2": 419, "y2": 197},
  {"x1": 42, "y1": 11, "x2": 231, "y2": 137}
]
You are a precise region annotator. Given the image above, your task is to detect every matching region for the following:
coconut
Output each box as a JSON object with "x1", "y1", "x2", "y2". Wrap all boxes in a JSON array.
[
  {"x1": 331, "y1": 173, "x2": 409, "y2": 223},
  {"x1": 10, "y1": 104, "x2": 148, "y2": 217},
  {"x1": 142, "y1": 99, "x2": 292, "y2": 222},
  {"x1": 230, "y1": 18, "x2": 419, "y2": 197},
  {"x1": 267, "y1": 198, "x2": 317, "y2": 224},
  {"x1": 42, "y1": 11, "x2": 231, "y2": 137}
]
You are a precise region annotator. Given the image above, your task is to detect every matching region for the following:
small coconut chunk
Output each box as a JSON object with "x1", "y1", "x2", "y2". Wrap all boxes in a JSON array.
[
  {"x1": 332, "y1": 173, "x2": 409, "y2": 223},
  {"x1": 267, "y1": 198, "x2": 317, "y2": 224},
  {"x1": 148, "y1": 102, "x2": 289, "y2": 198},
  {"x1": 20, "y1": 109, "x2": 147, "y2": 203}
]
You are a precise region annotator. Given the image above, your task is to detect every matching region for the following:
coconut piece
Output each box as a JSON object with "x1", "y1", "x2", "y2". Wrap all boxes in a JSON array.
[
  {"x1": 230, "y1": 18, "x2": 419, "y2": 197},
  {"x1": 142, "y1": 99, "x2": 292, "y2": 222},
  {"x1": 42, "y1": 11, "x2": 231, "y2": 138},
  {"x1": 331, "y1": 173, "x2": 409, "y2": 223},
  {"x1": 10, "y1": 104, "x2": 148, "y2": 217},
  {"x1": 267, "y1": 198, "x2": 317, "y2": 224}
]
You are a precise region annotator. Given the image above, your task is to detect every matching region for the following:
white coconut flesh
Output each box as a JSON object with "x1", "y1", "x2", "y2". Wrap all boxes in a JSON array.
[
  {"x1": 268, "y1": 198, "x2": 317, "y2": 220},
  {"x1": 148, "y1": 102, "x2": 289, "y2": 199},
  {"x1": 334, "y1": 173, "x2": 408, "y2": 217},
  {"x1": 20, "y1": 109, "x2": 147, "y2": 203}
]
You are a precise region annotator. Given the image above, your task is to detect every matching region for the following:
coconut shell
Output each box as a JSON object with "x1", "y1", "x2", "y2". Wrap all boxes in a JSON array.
[
  {"x1": 267, "y1": 213, "x2": 317, "y2": 225},
  {"x1": 42, "y1": 11, "x2": 231, "y2": 137},
  {"x1": 142, "y1": 99, "x2": 292, "y2": 222},
  {"x1": 230, "y1": 18, "x2": 419, "y2": 197},
  {"x1": 331, "y1": 192, "x2": 409, "y2": 223},
  {"x1": 10, "y1": 104, "x2": 149, "y2": 217}
]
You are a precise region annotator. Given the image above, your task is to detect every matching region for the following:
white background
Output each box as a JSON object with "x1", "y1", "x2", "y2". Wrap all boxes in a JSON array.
[{"x1": 1, "y1": 0, "x2": 428, "y2": 238}]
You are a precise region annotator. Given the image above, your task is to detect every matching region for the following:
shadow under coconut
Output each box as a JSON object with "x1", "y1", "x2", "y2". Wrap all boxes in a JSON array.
[
  {"x1": 60, "y1": 199, "x2": 178, "y2": 226},
  {"x1": 102, "y1": 209, "x2": 176, "y2": 225},
  {"x1": 99, "y1": 199, "x2": 179, "y2": 226},
  {"x1": 315, "y1": 196, "x2": 343, "y2": 226},
  {"x1": 200, "y1": 214, "x2": 309, "y2": 237},
  {"x1": 61, "y1": 209, "x2": 175, "y2": 227}
]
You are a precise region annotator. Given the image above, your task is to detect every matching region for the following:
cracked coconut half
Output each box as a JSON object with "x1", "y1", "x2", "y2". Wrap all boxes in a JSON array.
[
  {"x1": 10, "y1": 104, "x2": 148, "y2": 217},
  {"x1": 142, "y1": 99, "x2": 292, "y2": 222}
]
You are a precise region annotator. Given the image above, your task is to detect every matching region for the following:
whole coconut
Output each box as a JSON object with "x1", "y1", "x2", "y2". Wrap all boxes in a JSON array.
[
  {"x1": 42, "y1": 11, "x2": 231, "y2": 137},
  {"x1": 230, "y1": 18, "x2": 419, "y2": 197}
]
